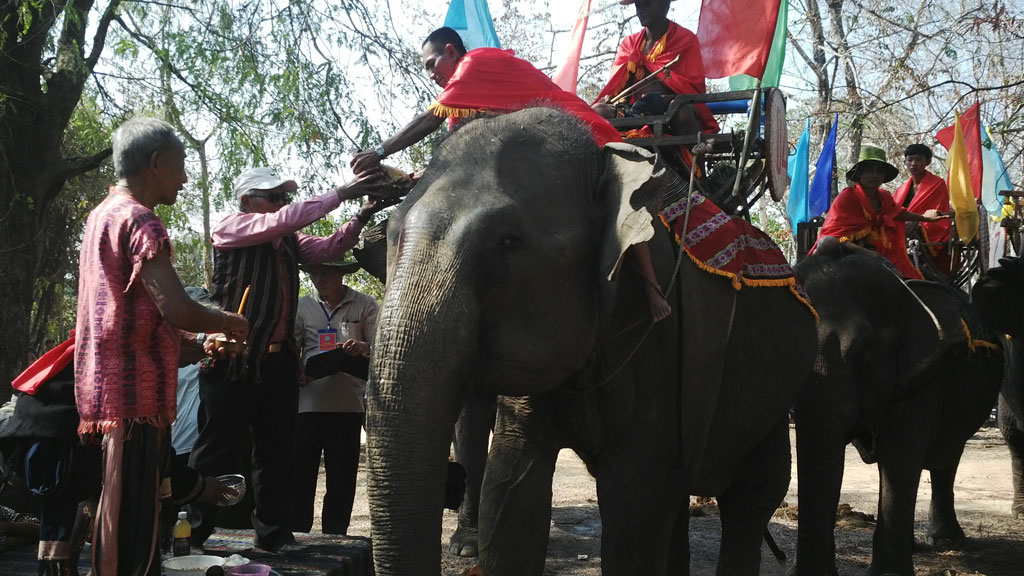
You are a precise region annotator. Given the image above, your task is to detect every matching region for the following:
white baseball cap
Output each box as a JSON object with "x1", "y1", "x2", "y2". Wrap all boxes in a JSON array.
[{"x1": 232, "y1": 167, "x2": 299, "y2": 200}]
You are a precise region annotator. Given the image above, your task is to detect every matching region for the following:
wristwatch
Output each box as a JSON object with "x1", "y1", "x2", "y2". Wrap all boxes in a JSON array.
[{"x1": 373, "y1": 144, "x2": 387, "y2": 160}]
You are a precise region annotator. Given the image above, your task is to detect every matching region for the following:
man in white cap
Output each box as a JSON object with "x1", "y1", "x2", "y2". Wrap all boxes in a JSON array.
[{"x1": 188, "y1": 167, "x2": 383, "y2": 552}]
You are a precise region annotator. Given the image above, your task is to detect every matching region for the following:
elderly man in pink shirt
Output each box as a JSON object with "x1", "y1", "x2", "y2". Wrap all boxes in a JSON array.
[{"x1": 187, "y1": 167, "x2": 383, "y2": 552}]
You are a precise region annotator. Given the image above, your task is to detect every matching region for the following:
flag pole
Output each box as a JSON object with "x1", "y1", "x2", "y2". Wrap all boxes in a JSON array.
[{"x1": 730, "y1": 77, "x2": 763, "y2": 202}]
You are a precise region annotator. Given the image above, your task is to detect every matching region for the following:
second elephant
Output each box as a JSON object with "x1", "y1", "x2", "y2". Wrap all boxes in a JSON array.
[{"x1": 792, "y1": 250, "x2": 1003, "y2": 576}]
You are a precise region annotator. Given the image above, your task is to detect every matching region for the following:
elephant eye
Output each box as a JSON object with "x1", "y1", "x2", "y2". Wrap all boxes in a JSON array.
[{"x1": 497, "y1": 234, "x2": 519, "y2": 249}]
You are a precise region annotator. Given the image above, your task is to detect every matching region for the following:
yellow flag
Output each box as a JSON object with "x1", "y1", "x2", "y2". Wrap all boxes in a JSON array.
[{"x1": 947, "y1": 112, "x2": 980, "y2": 243}]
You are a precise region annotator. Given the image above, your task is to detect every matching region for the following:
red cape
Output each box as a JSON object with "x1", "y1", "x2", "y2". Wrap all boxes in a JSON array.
[
  {"x1": 595, "y1": 22, "x2": 719, "y2": 134},
  {"x1": 893, "y1": 171, "x2": 952, "y2": 246},
  {"x1": 430, "y1": 48, "x2": 621, "y2": 147},
  {"x1": 817, "y1": 184, "x2": 923, "y2": 280}
]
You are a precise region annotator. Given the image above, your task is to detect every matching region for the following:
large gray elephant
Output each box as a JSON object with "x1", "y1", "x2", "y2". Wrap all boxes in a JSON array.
[
  {"x1": 972, "y1": 256, "x2": 1024, "y2": 519},
  {"x1": 365, "y1": 108, "x2": 817, "y2": 576},
  {"x1": 791, "y1": 249, "x2": 1004, "y2": 576}
]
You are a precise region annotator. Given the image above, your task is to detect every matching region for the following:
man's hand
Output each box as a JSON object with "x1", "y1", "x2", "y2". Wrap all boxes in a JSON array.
[
  {"x1": 351, "y1": 149, "x2": 383, "y2": 176},
  {"x1": 592, "y1": 95, "x2": 617, "y2": 119},
  {"x1": 922, "y1": 209, "x2": 951, "y2": 222},
  {"x1": 336, "y1": 170, "x2": 386, "y2": 202},
  {"x1": 198, "y1": 476, "x2": 242, "y2": 506},
  {"x1": 340, "y1": 338, "x2": 370, "y2": 357},
  {"x1": 202, "y1": 332, "x2": 246, "y2": 359},
  {"x1": 221, "y1": 312, "x2": 249, "y2": 341}
]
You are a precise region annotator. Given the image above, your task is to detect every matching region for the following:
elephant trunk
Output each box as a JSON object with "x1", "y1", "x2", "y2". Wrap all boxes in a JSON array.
[{"x1": 367, "y1": 238, "x2": 475, "y2": 575}]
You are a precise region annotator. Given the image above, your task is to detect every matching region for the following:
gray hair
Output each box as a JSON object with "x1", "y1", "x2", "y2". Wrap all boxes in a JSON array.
[{"x1": 112, "y1": 117, "x2": 183, "y2": 179}]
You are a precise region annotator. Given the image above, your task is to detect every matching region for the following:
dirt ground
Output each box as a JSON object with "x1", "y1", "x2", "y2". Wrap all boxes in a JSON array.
[{"x1": 323, "y1": 424, "x2": 1024, "y2": 575}]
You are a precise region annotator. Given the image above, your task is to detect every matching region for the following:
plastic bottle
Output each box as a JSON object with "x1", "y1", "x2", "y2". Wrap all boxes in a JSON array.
[{"x1": 172, "y1": 510, "x2": 191, "y2": 557}]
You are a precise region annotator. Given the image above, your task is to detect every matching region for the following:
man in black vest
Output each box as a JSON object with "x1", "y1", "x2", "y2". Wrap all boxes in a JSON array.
[{"x1": 188, "y1": 167, "x2": 382, "y2": 552}]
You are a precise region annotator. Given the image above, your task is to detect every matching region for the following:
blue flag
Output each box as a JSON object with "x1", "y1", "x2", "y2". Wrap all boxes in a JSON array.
[
  {"x1": 444, "y1": 0, "x2": 501, "y2": 51},
  {"x1": 808, "y1": 115, "x2": 838, "y2": 219},
  {"x1": 786, "y1": 118, "x2": 811, "y2": 233}
]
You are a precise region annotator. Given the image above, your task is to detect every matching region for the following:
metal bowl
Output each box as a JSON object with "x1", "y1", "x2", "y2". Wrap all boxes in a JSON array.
[
  {"x1": 213, "y1": 474, "x2": 246, "y2": 507},
  {"x1": 163, "y1": 555, "x2": 225, "y2": 576},
  {"x1": 213, "y1": 338, "x2": 247, "y2": 355}
]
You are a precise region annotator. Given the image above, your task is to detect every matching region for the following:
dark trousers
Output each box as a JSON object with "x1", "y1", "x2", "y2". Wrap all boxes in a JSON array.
[
  {"x1": 292, "y1": 412, "x2": 363, "y2": 534},
  {"x1": 92, "y1": 424, "x2": 168, "y2": 576},
  {"x1": 188, "y1": 351, "x2": 299, "y2": 550},
  {"x1": 37, "y1": 441, "x2": 101, "y2": 576}
]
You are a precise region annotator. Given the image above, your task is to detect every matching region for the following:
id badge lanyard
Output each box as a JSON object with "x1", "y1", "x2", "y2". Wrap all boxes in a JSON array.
[{"x1": 317, "y1": 301, "x2": 339, "y2": 352}]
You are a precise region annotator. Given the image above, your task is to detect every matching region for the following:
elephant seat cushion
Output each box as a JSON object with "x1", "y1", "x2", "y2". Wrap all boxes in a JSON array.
[{"x1": 661, "y1": 190, "x2": 816, "y2": 316}]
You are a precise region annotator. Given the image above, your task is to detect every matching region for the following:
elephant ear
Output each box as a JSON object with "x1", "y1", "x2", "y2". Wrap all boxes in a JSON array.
[
  {"x1": 353, "y1": 219, "x2": 389, "y2": 283},
  {"x1": 597, "y1": 142, "x2": 667, "y2": 286}
]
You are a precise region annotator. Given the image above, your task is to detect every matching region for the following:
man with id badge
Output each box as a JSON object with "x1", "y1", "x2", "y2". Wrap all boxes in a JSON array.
[{"x1": 292, "y1": 258, "x2": 378, "y2": 534}]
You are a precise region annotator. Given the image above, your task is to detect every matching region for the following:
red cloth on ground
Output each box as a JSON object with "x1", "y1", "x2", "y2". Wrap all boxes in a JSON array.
[
  {"x1": 12, "y1": 331, "x2": 75, "y2": 395},
  {"x1": 594, "y1": 21, "x2": 719, "y2": 134},
  {"x1": 817, "y1": 183, "x2": 923, "y2": 280},
  {"x1": 429, "y1": 48, "x2": 621, "y2": 147}
]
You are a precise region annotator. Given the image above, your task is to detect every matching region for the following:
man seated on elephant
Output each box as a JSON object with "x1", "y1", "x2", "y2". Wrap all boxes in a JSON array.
[
  {"x1": 893, "y1": 143, "x2": 953, "y2": 275},
  {"x1": 590, "y1": 0, "x2": 718, "y2": 136},
  {"x1": 350, "y1": 27, "x2": 620, "y2": 174},
  {"x1": 350, "y1": 26, "x2": 670, "y2": 323},
  {"x1": 813, "y1": 145, "x2": 947, "y2": 280}
]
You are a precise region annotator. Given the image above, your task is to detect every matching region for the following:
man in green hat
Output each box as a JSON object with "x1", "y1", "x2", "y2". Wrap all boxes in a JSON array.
[
  {"x1": 814, "y1": 144, "x2": 948, "y2": 279},
  {"x1": 292, "y1": 257, "x2": 377, "y2": 535}
]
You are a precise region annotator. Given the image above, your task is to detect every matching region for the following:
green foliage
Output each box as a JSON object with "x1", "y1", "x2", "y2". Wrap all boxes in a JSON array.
[{"x1": 27, "y1": 91, "x2": 115, "y2": 350}]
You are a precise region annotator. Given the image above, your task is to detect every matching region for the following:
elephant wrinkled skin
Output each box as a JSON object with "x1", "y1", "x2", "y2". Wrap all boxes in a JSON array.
[
  {"x1": 365, "y1": 108, "x2": 817, "y2": 576},
  {"x1": 792, "y1": 251, "x2": 1003, "y2": 576}
]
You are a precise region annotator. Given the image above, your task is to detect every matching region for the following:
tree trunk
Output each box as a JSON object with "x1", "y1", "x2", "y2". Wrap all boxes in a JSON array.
[
  {"x1": 827, "y1": 0, "x2": 865, "y2": 165},
  {"x1": 0, "y1": 0, "x2": 117, "y2": 388}
]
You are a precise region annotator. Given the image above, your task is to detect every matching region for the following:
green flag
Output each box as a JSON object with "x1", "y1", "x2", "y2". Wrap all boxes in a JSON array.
[{"x1": 729, "y1": 0, "x2": 787, "y2": 90}]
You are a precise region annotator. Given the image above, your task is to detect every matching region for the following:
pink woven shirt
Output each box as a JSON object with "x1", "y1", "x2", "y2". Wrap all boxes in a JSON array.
[{"x1": 75, "y1": 190, "x2": 180, "y2": 435}]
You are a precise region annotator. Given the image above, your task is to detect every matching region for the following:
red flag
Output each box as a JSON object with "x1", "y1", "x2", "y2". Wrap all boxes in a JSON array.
[
  {"x1": 697, "y1": 0, "x2": 782, "y2": 79},
  {"x1": 935, "y1": 102, "x2": 983, "y2": 200},
  {"x1": 552, "y1": 0, "x2": 592, "y2": 93}
]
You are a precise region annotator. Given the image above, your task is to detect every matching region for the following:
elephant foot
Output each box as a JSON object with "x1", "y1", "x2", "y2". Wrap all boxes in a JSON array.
[
  {"x1": 867, "y1": 561, "x2": 914, "y2": 576},
  {"x1": 1013, "y1": 500, "x2": 1024, "y2": 520},
  {"x1": 448, "y1": 524, "x2": 479, "y2": 557},
  {"x1": 928, "y1": 526, "x2": 966, "y2": 551},
  {"x1": 784, "y1": 560, "x2": 839, "y2": 576}
]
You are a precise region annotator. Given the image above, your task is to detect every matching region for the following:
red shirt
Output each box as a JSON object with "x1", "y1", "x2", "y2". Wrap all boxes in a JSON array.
[
  {"x1": 595, "y1": 21, "x2": 719, "y2": 134},
  {"x1": 75, "y1": 190, "x2": 179, "y2": 434},
  {"x1": 429, "y1": 48, "x2": 621, "y2": 147},
  {"x1": 893, "y1": 171, "x2": 951, "y2": 246},
  {"x1": 817, "y1": 183, "x2": 923, "y2": 280}
]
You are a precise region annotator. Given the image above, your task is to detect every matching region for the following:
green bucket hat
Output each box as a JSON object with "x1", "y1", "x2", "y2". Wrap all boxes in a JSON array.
[
  {"x1": 845, "y1": 144, "x2": 899, "y2": 184},
  {"x1": 298, "y1": 257, "x2": 361, "y2": 275}
]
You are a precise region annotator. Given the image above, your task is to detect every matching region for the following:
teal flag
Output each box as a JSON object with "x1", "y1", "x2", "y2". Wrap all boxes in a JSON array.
[
  {"x1": 444, "y1": 0, "x2": 501, "y2": 51},
  {"x1": 729, "y1": 0, "x2": 788, "y2": 90},
  {"x1": 786, "y1": 118, "x2": 811, "y2": 233},
  {"x1": 980, "y1": 121, "x2": 1012, "y2": 216}
]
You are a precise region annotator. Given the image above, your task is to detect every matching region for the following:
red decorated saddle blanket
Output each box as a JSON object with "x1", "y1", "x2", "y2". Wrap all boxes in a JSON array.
[{"x1": 661, "y1": 191, "x2": 816, "y2": 318}]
